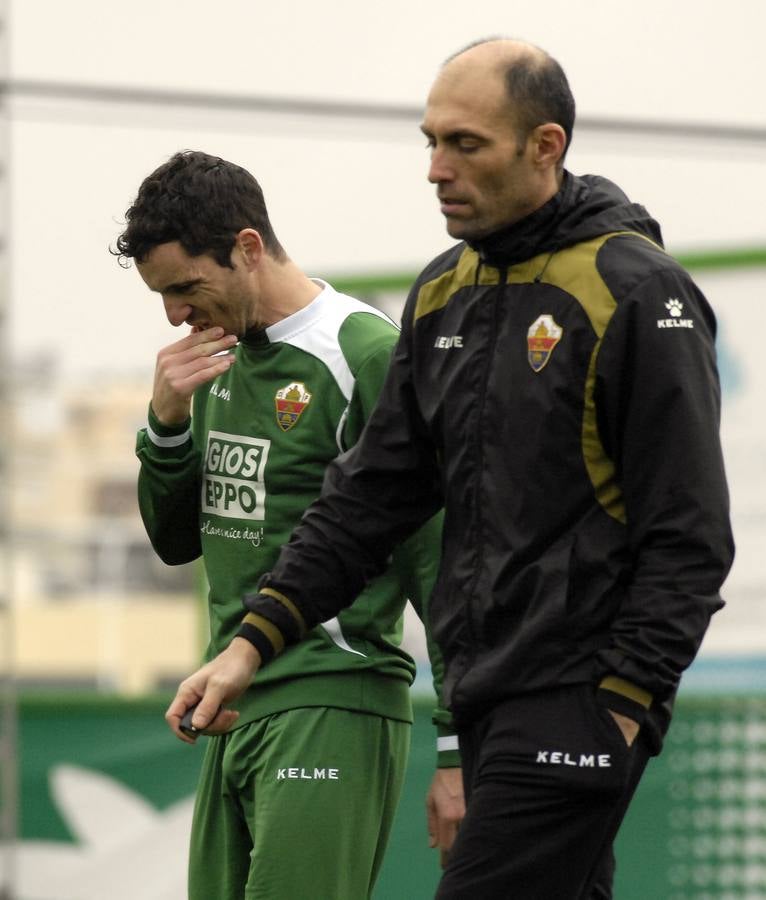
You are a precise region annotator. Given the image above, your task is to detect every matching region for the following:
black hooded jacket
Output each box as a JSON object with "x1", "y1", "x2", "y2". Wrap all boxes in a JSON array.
[{"x1": 252, "y1": 172, "x2": 734, "y2": 748}]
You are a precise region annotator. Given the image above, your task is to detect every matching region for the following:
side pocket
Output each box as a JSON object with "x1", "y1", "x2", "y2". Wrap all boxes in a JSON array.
[{"x1": 585, "y1": 687, "x2": 635, "y2": 754}]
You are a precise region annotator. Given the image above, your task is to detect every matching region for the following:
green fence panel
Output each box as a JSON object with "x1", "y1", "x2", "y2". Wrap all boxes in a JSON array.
[
  {"x1": 614, "y1": 696, "x2": 766, "y2": 900},
  {"x1": 16, "y1": 692, "x2": 766, "y2": 899},
  {"x1": 19, "y1": 695, "x2": 204, "y2": 843},
  {"x1": 375, "y1": 695, "x2": 766, "y2": 900}
]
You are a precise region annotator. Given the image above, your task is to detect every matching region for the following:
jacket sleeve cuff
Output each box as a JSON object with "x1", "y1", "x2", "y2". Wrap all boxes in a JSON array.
[
  {"x1": 146, "y1": 403, "x2": 192, "y2": 448},
  {"x1": 596, "y1": 675, "x2": 653, "y2": 726},
  {"x1": 436, "y1": 731, "x2": 460, "y2": 769},
  {"x1": 237, "y1": 589, "x2": 308, "y2": 665},
  {"x1": 236, "y1": 615, "x2": 282, "y2": 665}
]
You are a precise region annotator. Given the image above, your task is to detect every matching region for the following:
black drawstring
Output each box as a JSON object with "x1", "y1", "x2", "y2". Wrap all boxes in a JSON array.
[{"x1": 533, "y1": 249, "x2": 557, "y2": 283}]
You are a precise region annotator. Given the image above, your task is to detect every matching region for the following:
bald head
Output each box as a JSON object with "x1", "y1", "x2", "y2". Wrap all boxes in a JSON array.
[
  {"x1": 444, "y1": 37, "x2": 546, "y2": 69},
  {"x1": 438, "y1": 38, "x2": 575, "y2": 158}
]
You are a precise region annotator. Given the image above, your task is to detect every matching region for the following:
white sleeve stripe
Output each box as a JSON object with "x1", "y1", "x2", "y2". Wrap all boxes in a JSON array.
[
  {"x1": 146, "y1": 424, "x2": 191, "y2": 448},
  {"x1": 437, "y1": 735, "x2": 459, "y2": 752}
]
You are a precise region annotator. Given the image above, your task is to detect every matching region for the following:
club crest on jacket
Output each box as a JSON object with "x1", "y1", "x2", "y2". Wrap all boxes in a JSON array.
[
  {"x1": 527, "y1": 315, "x2": 563, "y2": 372},
  {"x1": 275, "y1": 382, "x2": 312, "y2": 431}
]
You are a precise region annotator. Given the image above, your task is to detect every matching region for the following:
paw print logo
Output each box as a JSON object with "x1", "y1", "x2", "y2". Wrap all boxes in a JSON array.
[{"x1": 666, "y1": 298, "x2": 683, "y2": 317}]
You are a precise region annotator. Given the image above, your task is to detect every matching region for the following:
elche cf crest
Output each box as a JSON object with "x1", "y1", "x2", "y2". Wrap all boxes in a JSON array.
[
  {"x1": 527, "y1": 315, "x2": 563, "y2": 372},
  {"x1": 275, "y1": 382, "x2": 312, "y2": 432}
]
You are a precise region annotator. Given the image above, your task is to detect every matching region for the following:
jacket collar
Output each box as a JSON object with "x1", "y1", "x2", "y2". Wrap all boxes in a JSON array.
[
  {"x1": 467, "y1": 171, "x2": 663, "y2": 269},
  {"x1": 469, "y1": 173, "x2": 571, "y2": 268}
]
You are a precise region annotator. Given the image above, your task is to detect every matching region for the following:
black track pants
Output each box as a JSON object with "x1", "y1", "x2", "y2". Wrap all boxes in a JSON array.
[{"x1": 436, "y1": 684, "x2": 652, "y2": 899}]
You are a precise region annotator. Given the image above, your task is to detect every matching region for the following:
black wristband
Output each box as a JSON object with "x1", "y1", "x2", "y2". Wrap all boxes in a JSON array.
[
  {"x1": 235, "y1": 622, "x2": 276, "y2": 665},
  {"x1": 242, "y1": 592, "x2": 303, "y2": 646}
]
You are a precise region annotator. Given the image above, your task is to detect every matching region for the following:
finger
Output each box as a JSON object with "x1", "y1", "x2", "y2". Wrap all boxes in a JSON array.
[
  {"x1": 177, "y1": 352, "x2": 236, "y2": 384},
  {"x1": 187, "y1": 327, "x2": 238, "y2": 353},
  {"x1": 165, "y1": 685, "x2": 202, "y2": 743},
  {"x1": 191, "y1": 686, "x2": 231, "y2": 731},
  {"x1": 440, "y1": 821, "x2": 459, "y2": 852},
  {"x1": 188, "y1": 325, "x2": 240, "y2": 358},
  {"x1": 163, "y1": 335, "x2": 238, "y2": 368},
  {"x1": 200, "y1": 708, "x2": 240, "y2": 735},
  {"x1": 158, "y1": 327, "x2": 236, "y2": 362},
  {"x1": 160, "y1": 354, "x2": 236, "y2": 400},
  {"x1": 187, "y1": 357, "x2": 236, "y2": 392},
  {"x1": 192, "y1": 332, "x2": 239, "y2": 357},
  {"x1": 426, "y1": 797, "x2": 437, "y2": 847},
  {"x1": 179, "y1": 325, "x2": 227, "y2": 346},
  {"x1": 158, "y1": 327, "x2": 223, "y2": 358}
]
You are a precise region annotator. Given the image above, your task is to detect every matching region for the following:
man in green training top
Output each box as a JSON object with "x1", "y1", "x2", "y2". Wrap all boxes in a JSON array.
[{"x1": 114, "y1": 150, "x2": 463, "y2": 900}]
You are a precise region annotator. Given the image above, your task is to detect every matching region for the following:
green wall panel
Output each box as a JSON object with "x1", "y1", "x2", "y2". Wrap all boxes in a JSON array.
[{"x1": 15, "y1": 692, "x2": 766, "y2": 899}]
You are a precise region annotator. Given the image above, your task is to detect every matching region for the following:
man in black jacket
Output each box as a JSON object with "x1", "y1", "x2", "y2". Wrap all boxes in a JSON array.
[{"x1": 167, "y1": 38, "x2": 734, "y2": 898}]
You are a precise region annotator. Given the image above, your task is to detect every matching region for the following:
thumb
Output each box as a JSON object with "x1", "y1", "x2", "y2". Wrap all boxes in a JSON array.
[{"x1": 426, "y1": 798, "x2": 437, "y2": 848}]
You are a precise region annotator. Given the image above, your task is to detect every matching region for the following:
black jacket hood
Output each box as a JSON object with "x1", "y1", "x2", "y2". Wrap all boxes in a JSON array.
[{"x1": 470, "y1": 171, "x2": 664, "y2": 268}]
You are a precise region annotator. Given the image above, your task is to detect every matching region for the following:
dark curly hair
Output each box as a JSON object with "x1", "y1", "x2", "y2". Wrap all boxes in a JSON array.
[{"x1": 113, "y1": 150, "x2": 286, "y2": 267}]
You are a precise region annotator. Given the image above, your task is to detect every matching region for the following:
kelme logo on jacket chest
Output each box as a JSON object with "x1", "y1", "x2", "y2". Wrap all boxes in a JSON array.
[
  {"x1": 275, "y1": 381, "x2": 312, "y2": 432},
  {"x1": 527, "y1": 314, "x2": 563, "y2": 372}
]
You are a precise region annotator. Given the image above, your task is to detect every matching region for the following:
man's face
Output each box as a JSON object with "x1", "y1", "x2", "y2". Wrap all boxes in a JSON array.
[
  {"x1": 137, "y1": 240, "x2": 259, "y2": 337},
  {"x1": 421, "y1": 67, "x2": 541, "y2": 241}
]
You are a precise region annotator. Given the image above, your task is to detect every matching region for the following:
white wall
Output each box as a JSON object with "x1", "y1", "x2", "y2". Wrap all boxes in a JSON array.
[
  {"x1": 6, "y1": 0, "x2": 765, "y2": 377},
  {"x1": 10, "y1": 0, "x2": 764, "y2": 124}
]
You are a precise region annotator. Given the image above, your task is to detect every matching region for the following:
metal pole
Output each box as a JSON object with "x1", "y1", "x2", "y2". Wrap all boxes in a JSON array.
[{"x1": 0, "y1": 0, "x2": 17, "y2": 895}]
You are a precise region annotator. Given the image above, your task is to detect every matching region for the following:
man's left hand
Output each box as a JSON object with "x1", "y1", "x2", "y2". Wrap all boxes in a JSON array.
[
  {"x1": 426, "y1": 767, "x2": 465, "y2": 868},
  {"x1": 608, "y1": 710, "x2": 640, "y2": 746}
]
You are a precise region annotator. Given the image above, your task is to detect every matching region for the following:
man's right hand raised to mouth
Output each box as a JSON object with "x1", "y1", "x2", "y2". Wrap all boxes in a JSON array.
[{"x1": 151, "y1": 326, "x2": 237, "y2": 425}]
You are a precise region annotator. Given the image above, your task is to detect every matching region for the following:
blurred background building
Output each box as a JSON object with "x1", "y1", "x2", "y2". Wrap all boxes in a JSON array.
[
  {"x1": 11, "y1": 368, "x2": 199, "y2": 694},
  {"x1": 1, "y1": 1, "x2": 765, "y2": 897}
]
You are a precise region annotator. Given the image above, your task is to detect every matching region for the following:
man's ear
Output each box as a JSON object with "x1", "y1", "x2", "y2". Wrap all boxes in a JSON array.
[
  {"x1": 532, "y1": 123, "x2": 566, "y2": 170},
  {"x1": 236, "y1": 228, "x2": 265, "y2": 269}
]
